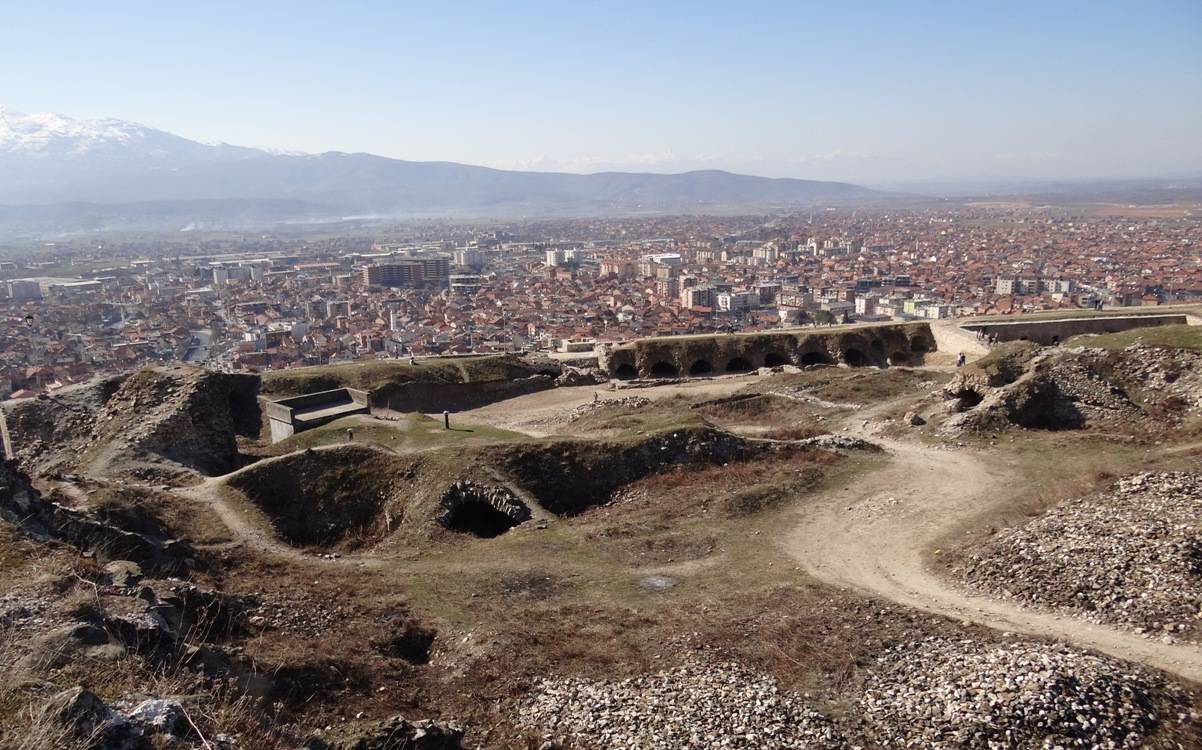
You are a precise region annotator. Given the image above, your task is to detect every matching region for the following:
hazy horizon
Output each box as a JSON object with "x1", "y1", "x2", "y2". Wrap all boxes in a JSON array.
[{"x1": 2, "y1": 1, "x2": 1201, "y2": 185}]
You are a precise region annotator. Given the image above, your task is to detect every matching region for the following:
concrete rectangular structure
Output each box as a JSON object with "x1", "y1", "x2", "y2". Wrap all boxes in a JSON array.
[{"x1": 264, "y1": 387, "x2": 371, "y2": 443}]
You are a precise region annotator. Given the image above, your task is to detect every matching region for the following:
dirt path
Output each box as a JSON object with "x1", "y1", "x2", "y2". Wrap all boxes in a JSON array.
[
  {"x1": 458, "y1": 376, "x2": 758, "y2": 436},
  {"x1": 174, "y1": 444, "x2": 388, "y2": 569},
  {"x1": 784, "y1": 434, "x2": 1202, "y2": 682}
]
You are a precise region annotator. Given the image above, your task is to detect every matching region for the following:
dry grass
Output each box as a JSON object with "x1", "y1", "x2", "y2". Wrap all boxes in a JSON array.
[
  {"x1": 759, "y1": 425, "x2": 830, "y2": 441},
  {"x1": 610, "y1": 450, "x2": 844, "y2": 520},
  {"x1": 742, "y1": 367, "x2": 948, "y2": 406},
  {"x1": 8, "y1": 352, "x2": 1202, "y2": 748},
  {"x1": 262, "y1": 413, "x2": 526, "y2": 456},
  {"x1": 932, "y1": 432, "x2": 1150, "y2": 574},
  {"x1": 698, "y1": 394, "x2": 839, "y2": 432}
]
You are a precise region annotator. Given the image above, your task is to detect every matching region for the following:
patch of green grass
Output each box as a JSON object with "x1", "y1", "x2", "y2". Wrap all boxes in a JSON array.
[
  {"x1": 274, "y1": 413, "x2": 527, "y2": 453},
  {"x1": 1065, "y1": 324, "x2": 1202, "y2": 351}
]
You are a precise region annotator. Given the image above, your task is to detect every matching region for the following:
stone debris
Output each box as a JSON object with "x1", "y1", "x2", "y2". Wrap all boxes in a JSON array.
[
  {"x1": 792, "y1": 434, "x2": 879, "y2": 452},
  {"x1": 555, "y1": 366, "x2": 608, "y2": 387},
  {"x1": 638, "y1": 574, "x2": 677, "y2": 591},
  {"x1": 859, "y1": 637, "x2": 1194, "y2": 749},
  {"x1": 523, "y1": 660, "x2": 844, "y2": 749},
  {"x1": 567, "y1": 396, "x2": 651, "y2": 421},
  {"x1": 250, "y1": 592, "x2": 343, "y2": 634},
  {"x1": 42, "y1": 686, "x2": 229, "y2": 750},
  {"x1": 303, "y1": 716, "x2": 464, "y2": 749},
  {"x1": 959, "y1": 472, "x2": 1202, "y2": 637}
]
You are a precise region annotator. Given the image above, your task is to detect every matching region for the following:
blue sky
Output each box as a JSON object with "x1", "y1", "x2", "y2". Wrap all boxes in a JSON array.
[{"x1": 2, "y1": 0, "x2": 1200, "y2": 183}]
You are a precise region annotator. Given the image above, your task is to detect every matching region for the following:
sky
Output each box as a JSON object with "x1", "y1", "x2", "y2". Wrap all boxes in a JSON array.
[{"x1": 2, "y1": 0, "x2": 1200, "y2": 185}]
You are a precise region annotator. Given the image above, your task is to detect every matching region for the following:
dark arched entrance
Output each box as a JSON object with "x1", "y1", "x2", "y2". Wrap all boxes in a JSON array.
[
  {"x1": 649, "y1": 361, "x2": 678, "y2": 378},
  {"x1": 800, "y1": 351, "x2": 830, "y2": 366},
  {"x1": 689, "y1": 360, "x2": 714, "y2": 376},
  {"x1": 725, "y1": 357, "x2": 753, "y2": 373}
]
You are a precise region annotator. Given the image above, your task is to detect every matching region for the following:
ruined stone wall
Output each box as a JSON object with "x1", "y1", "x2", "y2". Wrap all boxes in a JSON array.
[
  {"x1": 91, "y1": 368, "x2": 261, "y2": 476},
  {"x1": 0, "y1": 460, "x2": 193, "y2": 574},
  {"x1": 601, "y1": 324, "x2": 936, "y2": 378},
  {"x1": 0, "y1": 375, "x2": 126, "y2": 474},
  {"x1": 962, "y1": 314, "x2": 1187, "y2": 345}
]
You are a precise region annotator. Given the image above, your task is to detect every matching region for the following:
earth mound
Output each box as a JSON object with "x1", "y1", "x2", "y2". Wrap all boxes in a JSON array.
[
  {"x1": 226, "y1": 446, "x2": 535, "y2": 548},
  {"x1": 941, "y1": 344, "x2": 1202, "y2": 433},
  {"x1": 260, "y1": 353, "x2": 561, "y2": 412},
  {"x1": 3, "y1": 366, "x2": 262, "y2": 479},
  {"x1": 86, "y1": 366, "x2": 261, "y2": 477},
  {"x1": 489, "y1": 426, "x2": 806, "y2": 515}
]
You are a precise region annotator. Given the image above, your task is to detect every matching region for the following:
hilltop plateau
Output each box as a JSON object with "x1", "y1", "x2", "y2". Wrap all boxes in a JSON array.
[{"x1": 3, "y1": 320, "x2": 1202, "y2": 748}]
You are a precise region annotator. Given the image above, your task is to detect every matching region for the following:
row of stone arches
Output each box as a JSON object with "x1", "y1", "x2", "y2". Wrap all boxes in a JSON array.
[{"x1": 610, "y1": 335, "x2": 934, "y2": 379}]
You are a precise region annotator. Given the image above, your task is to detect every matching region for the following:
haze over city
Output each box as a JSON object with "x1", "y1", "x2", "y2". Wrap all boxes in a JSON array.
[{"x1": 2, "y1": 0, "x2": 1201, "y2": 185}]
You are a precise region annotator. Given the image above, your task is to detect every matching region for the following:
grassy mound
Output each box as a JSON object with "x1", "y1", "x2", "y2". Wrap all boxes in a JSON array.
[
  {"x1": 259, "y1": 355, "x2": 552, "y2": 398},
  {"x1": 488, "y1": 426, "x2": 801, "y2": 516},
  {"x1": 1066, "y1": 324, "x2": 1202, "y2": 351}
]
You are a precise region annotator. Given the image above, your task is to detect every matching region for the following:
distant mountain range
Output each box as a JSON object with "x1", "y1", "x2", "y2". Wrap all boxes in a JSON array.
[{"x1": 0, "y1": 108, "x2": 889, "y2": 234}]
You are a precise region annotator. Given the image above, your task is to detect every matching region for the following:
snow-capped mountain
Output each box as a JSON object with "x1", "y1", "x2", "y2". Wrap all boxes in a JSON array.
[
  {"x1": 0, "y1": 109, "x2": 144, "y2": 156},
  {"x1": 0, "y1": 107, "x2": 888, "y2": 234},
  {"x1": 0, "y1": 108, "x2": 262, "y2": 162}
]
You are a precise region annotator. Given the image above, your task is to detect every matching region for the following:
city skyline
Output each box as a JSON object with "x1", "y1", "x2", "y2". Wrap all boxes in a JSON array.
[{"x1": 2, "y1": 1, "x2": 1200, "y2": 185}]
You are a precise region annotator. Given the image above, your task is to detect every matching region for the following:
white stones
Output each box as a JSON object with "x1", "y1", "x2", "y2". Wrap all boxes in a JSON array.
[
  {"x1": 567, "y1": 396, "x2": 651, "y2": 421},
  {"x1": 858, "y1": 637, "x2": 1192, "y2": 748},
  {"x1": 522, "y1": 660, "x2": 843, "y2": 749},
  {"x1": 959, "y1": 472, "x2": 1202, "y2": 636}
]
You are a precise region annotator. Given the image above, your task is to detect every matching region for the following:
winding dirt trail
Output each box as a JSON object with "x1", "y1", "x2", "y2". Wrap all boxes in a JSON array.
[
  {"x1": 174, "y1": 444, "x2": 390, "y2": 569},
  {"x1": 784, "y1": 434, "x2": 1202, "y2": 682}
]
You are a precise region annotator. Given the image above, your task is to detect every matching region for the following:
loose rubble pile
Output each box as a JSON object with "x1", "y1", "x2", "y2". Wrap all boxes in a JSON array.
[
  {"x1": 523, "y1": 660, "x2": 844, "y2": 749},
  {"x1": 959, "y1": 472, "x2": 1202, "y2": 637},
  {"x1": 567, "y1": 395, "x2": 652, "y2": 421},
  {"x1": 859, "y1": 637, "x2": 1194, "y2": 748},
  {"x1": 248, "y1": 591, "x2": 345, "y2": 633},
  {"x1": 555, "y1": 365, "x2": 608, "y2": 387},
  {"x1": 303, "y1": 715, "x2": 464, "y2": 750},
  {"x1": 792, "y1": 434, "x2": 878, "y2": 452}
]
